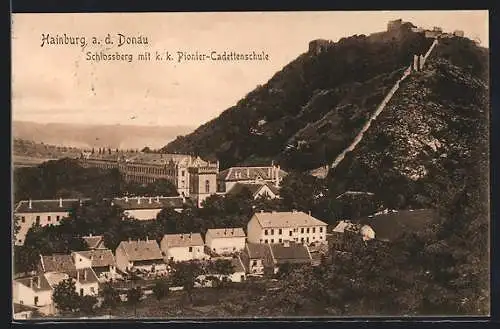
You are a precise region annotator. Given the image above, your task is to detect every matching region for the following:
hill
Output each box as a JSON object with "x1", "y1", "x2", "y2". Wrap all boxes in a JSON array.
[{"x1": 12, "y1": 121, "x2": 196, "y2": 150}]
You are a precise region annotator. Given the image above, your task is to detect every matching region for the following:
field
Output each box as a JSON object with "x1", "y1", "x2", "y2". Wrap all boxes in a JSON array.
[{"x1": 13, "y1": 155, "x2": 58, "y2": 168}]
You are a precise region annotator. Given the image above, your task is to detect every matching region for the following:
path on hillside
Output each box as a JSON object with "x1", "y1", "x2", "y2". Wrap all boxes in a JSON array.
[{"x1": 309, "y1": 38, "x2": 439, "y2": 179}]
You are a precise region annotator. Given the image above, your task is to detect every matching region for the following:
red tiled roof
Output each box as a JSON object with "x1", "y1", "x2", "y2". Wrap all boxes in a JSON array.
[
  {"x1": 206, "y1": 228, "x2": 246, "y2": 239},
  {"x1": 15, "y1": 274, "x2": 52, "y2": 292},
  {"x1": 118, "y1": 240, "x2": 163, "y2": 262},
  {"x1": 161, "y1": 233, "x2": 204, "y2": 248},
  {"x1": 269, "y1": 242, "x2": 312, "y2": 265},
  {"x1": 40, "y1": 254, "x2": 75, "y2": 273},
  {"x1": 72, "y1": 249, "x2": 116, "y2": 268}
]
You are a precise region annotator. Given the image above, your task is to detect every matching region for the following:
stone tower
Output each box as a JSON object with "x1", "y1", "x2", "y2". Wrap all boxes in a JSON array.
[{"x1": 188, "y1": 164, "x2": 219, "y2": 208}]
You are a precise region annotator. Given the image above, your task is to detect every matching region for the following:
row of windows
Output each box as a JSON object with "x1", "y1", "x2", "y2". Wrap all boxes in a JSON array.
[
  {"x1": 21, "y1": 215, "x2": 62, "y2": 224},
  {"x1": 260, "y1": 236, "x2": 323, "y2": 244},
  {"x1": 264, "y1": 226, "x2": 323, "y2": 236}
]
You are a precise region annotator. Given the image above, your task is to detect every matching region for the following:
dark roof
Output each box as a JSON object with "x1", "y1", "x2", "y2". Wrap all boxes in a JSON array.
[
  {"x1": 113, "y1": 196, "x2": 184, "y2": 210},
  {"x1": 206, "y1": 257, "x2": 246, "y2": 274},
  {"x1": 245, "y1": 242, "x2": 271, "y2": 259},
  {"x1": 269, "y1": 242, "x2": 312, "y2": 264},
  {"x1": 15, "y1": 199, "x2": 90, "y2": 214},
  {"x1": 82, "y1": 235, "x2": 105, "y2": 249},
  {"x1": 206, "y1": 228, "x2": 246, "y2": 239},
  {"x1": 359, "y1": 209, "x2": 438, "y2": 242},
  {"x1": 40, "y1": 254, "x2": 75, "y2": 273},
  {"x1": 72, "y1": 249, "x2": 116, "y2": 268},
  {"x1": 118, "y1": 239, "x2": 163, "y2": 261},
  {"x1": 227, "y1": 183, "x2": 280, "y2": 198},
  {"x1": 16, "y1": 274, "x2": 52, "y2": 292},
  {"x1": 218, "y1": 166, "x2": 287, "y2": 182}
]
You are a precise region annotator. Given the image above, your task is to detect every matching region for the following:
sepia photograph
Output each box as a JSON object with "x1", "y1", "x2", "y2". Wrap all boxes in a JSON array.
[{"x1": 11, "y1": 10, "x2": 490, "y2": 320}]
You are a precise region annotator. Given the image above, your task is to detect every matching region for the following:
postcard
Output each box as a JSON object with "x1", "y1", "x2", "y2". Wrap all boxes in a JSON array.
[{"x1": 11, "y1": 10, "x2": 490, "y2": 320}]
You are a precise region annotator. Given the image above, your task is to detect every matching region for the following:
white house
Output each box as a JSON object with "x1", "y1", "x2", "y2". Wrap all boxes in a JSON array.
[
  {"x1": 12, "y1": 274, "x2": 53, "y2": 309},
  {"x1": 115, "y1": 238, "x2": 166, "y2": 273},
  {"x1": 217, "y1": 164, "x2": 287, "y2": 193},
  {"x1": 72, "y1": 249, "x2": 117, "y2": 282},
  {"x1": 13, "y1": 198, "x2": 89, "y2": 245},
  {"x1": 240, "y1": 242, "x2": 272, "y2": 276},
  {"x1": 71, "y1": 268, "x2": 100, "y2": 296},
  {"x1": 160, "y1": 233, "x2": 206, "y2": 262},
  {"x1": 195, "y1": 256, "x2": 247, "y2": 287},
  {"x1": 113, "y1": 196, "x2": 185, "y2": 220},
  {"x1": 246, "y1": 210, "x2": 328, "y2": 246},
  {"x1": 205, "y1": 228, "x2": 246, "y2": 255},
  {"x1": 226, "y1": 182, "x2": 280, "y2": 199}
]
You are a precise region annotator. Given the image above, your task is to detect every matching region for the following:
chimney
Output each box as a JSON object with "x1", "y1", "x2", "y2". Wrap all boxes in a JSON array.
[
  {"x1": 79, "y1": 199, "x2": 83, "y2": 206},
  {"x1": 309, "y1": 211, "x2": 312, "y2": 216},
  {"x1": 59, "y1": 198, "x2": 63, "y2": 207},
  {"x1": 146, "y1": 236, "x2": 149, "y2": 242},
  {"x1": 128, "y1": 237, "x2": 131, "y2": 242},
  {"x1": 275, "y1": 166, "x2": 280, "y2": 187},
  {"x1": 125, "y1": 196, "x2": 128, "y2": 202},
  {"x1": 89, "y1": 233, "x2": 92, "y2": 237},
  {"x1": 292, "y1": 209, "x2": 297, "y2": 214},
  {"x1": 84, "y1": 270, "x2": 87, "y2": 281},
  {"x1": 247, "y1": 168, "x2": 250, "y2": 177},
  {"x1": 30, "y1": 277, "x2": 33, "y2": 288},
  {"x1": 189, "y1": 232, "x2": 192, "y2": 239},
  {"x1": 260, "y1": 210, "x2": 264, "y2": 213},
  {"x1": 149, "y1": 197, "x2": 152, "y2": 204},
  {"x1": 28, "y1": 199, "x2": 32, "y2": 209},
  {"x1": 137, "y1": 197, "x2": 141, "y2": 205},
  {"x1": 156, "y1": 196, "x2": 160, "y2": 203}
]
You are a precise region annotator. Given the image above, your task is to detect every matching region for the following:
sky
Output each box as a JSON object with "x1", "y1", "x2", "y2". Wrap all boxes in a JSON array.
[{"x1": 11, "y1": 11, "x2": 489, "y2": 127}]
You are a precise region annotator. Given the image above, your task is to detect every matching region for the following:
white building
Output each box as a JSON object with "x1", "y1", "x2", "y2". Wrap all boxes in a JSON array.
[
  {"x1": 72, "y1": 249, "x2": 117, "y2": 282},
  {"x1": 13, "y1": 198, "x2": 89, "y2": 245},
  {"x1": 113, "y1": 196, "x2": 184, "y2": 220},
  {"x1": 205, "y1": 228, "x2": 246, "y2": 255},
  {"x1": 247, "y1": 210, "x2": 328, "y2": 246},
  {"x1": 217, "y1": 164, "x2": 287, "y2": 193},
  {"x1": 160, "y1": 233, "x2": 206, "y2": 262},
  {"x1": 226, "y1": 182, "x2": 280, "y2": 200},
  {"x1": 12, "y1": 274, "x2": 53, "y2": 309},
  {"x1": 195, "y1": 256, "x2": 247, "y2": 287},
  {"x1": 115, "y1": 238, "x2": 166, "y2": 273}
]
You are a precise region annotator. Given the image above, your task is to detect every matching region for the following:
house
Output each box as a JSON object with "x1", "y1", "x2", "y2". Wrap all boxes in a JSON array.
[
  {"x1": 205, "y1": 228, "x2": 246, "y2": 255},
  {"x1": 329, "y1": 220, "x2": 365, "y2": 252},
  {"x1": 217, "y1": 163, "x2": 287, "y2": 193},
  {"x1": 113, "y1": 196, "x2": 185, "y2": 220},
  {"x1": 196, "y1": 256, "x2": 247, "y2": 287},
  {"x1": 82, "y1": 234, "x2": 106, "y2": 250},
  {"x1": 247, "y1": 210, "x2": 328, "y2": 246},
  {"x1": 160, "y1": 233, "x2": 206, "y2": 262},
  {"x1": 115, "y1": 238, "x2": 166, "y2": 274},
  {"x1": 36, "y1": 254, "x2": 100, "y2": 297},
  {"x1": 12, "y1": 274, "x2": 53, "y2": 309},
  {"x1": 226, "y1": 182, "x2": 280, "y2": 200},
  {"x1": 358, "y1": 209, "x2": 438, "y2": 242},
  {"x1": 268, "y1": 241, "x2": 313, "y2": 274},
  {"x1": 71, "y1": 249, "x2": 117, "y2": 282},
  {"x1": 239, "y1": 242, "x2": 272, "y2": 276},
  {"x1": 13, "y1": 198, "x2": 89, "y2": 245}
]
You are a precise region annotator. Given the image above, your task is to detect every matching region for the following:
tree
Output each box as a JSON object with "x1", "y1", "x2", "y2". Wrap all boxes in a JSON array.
[
  {"x1": 126, "y1": 287, "x2": 143, "y2": 317},
  {"x1": 152, "y1": 280, "x2": 169, "y2": 301},
  {"x1": 79, "y1": 295, "x2": 98, "y2": 315},
  {"x1": 170, "y1": 261, "x2": 204, "y2": 303},
  {"x1": 14, "y1": 245, "x2": 39, "y2": 275},
  {"x1": 52, "y1": 278, "x2": 80, "y2": 312},
  {"x1": 101, "y1": 283, "x2": 121, "y2": 313}
]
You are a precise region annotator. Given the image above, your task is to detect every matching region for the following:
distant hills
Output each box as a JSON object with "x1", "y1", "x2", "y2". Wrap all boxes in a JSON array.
[{"x1": 12, "y1": 121, "x2": 196, "y2": 150}]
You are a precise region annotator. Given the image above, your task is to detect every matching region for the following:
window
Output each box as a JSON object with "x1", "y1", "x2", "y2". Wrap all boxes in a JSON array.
[
  {"x1": 90, "y1": 287, "x2": 95, "y2": 294},
  {"x1": 264, "y1": 230, "x2": 268, "y2": 235},
  {"x1": 320, "y1": 227, "x2": 323, "y2": 233},
  {"x1": 307, "y1": 237, "x2": 310, "y2": 243},
  {"x1": 47, "y1": 216, "x2": 51, "y2": 222},
  {"x1": 278, "y1": 229, "x2": 282, "y2": 235},
  {"x1": 265, "y1": 239, "x2": 268, "y2": 244},
  {"x1": 21, "y1": 216, "x2": 25, "y2": 223},
  {"x1": 260, "y1": 239, "x2": 263, "y2": 243},
  {"x1": 313, "y1": 227, "x2": 316, "y2": 233},
  {"x1": 80, "y1": 288, "x2": 84, "y2": 296},
  {"x1": 301, "y1": 228, "x2": 304, "y2": 234},
  {"x1": 301, "y1": 238, "x2": 304, "y2": 243},
  {"x1": 189, "y1": 247, "x2": 193, "y2": 252},
  {"x1": 279, "y1": 238, "x2": 282, "y2": 243},
  {"x1": 306, "y1": 228, "x2": 310, "y2": 233},
  {"x1": 252, "y1": 260, "x2": 257, "y2": 266},
  {"x1": 271, "y1": 229, "x2": 274, "y2": 235},
  {"x1": 182, "y1": 170, "x2": 185, "y2": 177},
  {"x1": 313, "y1": 236, "x2": 316, "y2": 240},
  {"x1": 56, "y1": 216, "x2": 60, "y2": 221},
  {"x1": 18, "y1": 239, "x2": 22, "y2": 243},
  {"x1": 320, "y1": 236, "x2": 323, "y2": 240},
  {"x1": 271, "y1": 239, "x2": 274, "y2": 243},
  {"x1": 34, "y1": 296, "x2": 39, "y2": 306},
  {"x1": 289, "y1": 231, "x2": 292, "y2": 236},
  {"x1": 205, "y1": 180, "x2": 210, "y2": 193},
  {"x1": 35, "y1": 216, "x2": 40, "y2": 225}
]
